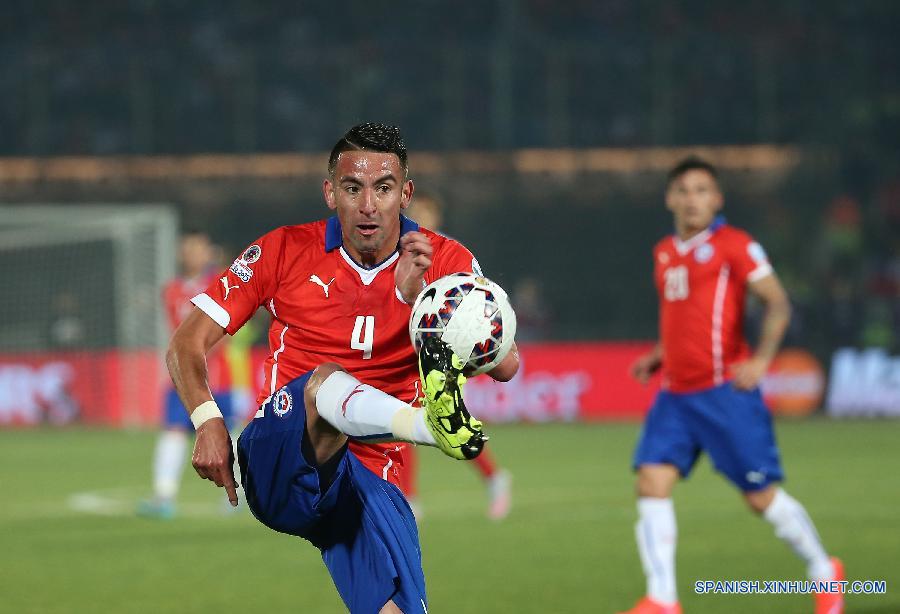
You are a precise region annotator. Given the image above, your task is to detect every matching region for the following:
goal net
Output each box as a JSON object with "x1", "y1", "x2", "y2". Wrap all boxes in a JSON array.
[{"x1": 0, "y1": 205, "x2": 178, "y2": 427}]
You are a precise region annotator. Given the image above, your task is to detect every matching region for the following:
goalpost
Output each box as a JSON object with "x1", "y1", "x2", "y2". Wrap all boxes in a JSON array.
[{"x1": 0, "y1": 205, "x2": 178, "y2": 427}]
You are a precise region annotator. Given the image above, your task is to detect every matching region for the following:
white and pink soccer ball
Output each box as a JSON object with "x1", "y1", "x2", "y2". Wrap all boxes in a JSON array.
[{"x1": 409, "y1": 273, "x2": 517, "y2": 376}]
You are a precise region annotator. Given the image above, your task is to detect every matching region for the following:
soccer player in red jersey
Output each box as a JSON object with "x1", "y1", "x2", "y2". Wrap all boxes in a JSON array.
[
  {"x1": 167, "y1": 124, "x2": 518, "y2": 613},
  {"x1": 138, "y1": 231, "x2": 242, "y2": 518},
  {"x1": 620, "y1": 158, "x2": 843, "y2": 614}
]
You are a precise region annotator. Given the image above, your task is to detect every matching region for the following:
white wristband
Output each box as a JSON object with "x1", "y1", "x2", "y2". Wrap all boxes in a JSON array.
[{"x1": 191, "y1": 400, "x2": 224, "y2": 429}]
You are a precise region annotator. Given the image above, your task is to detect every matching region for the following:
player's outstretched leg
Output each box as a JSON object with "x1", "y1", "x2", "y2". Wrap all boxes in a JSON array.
[
  {"x1": 310, "y1": 363, "x2": 437, "y2": 451},
  {"x1": 418, "y1": 337, "x2": 487, "y2": 460}
]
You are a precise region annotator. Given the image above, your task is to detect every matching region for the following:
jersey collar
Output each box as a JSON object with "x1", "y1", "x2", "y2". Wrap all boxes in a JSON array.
[
  {"x1": 325, "y1": 214, "x2": 419, "y2": 252},
  {"x1": 673, "y1": 215, "x2": 726, "y2": 255}
]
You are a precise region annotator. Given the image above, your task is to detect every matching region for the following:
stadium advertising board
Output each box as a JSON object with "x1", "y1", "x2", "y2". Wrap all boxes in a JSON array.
[
  {"x1": 826, "y1": 348, "x2": 900, "y2": 417},
  {"x1": 464, "y1": 343, "x2": 659, "y2": 421},
  {"x1": 0, "y1": 344, "x2": 847, "y2": 426},
  {"x1": 0, "y1": 351, "x2": 160, "y2": 426},
  {"x1": 759, "y1": 348, "x2": 825, "y2": 417}
]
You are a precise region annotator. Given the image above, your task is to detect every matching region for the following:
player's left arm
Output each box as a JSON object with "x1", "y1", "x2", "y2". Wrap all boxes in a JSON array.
[
  {"x1": 486, "y1": 342, "x2": 519, "y2": 382},
  {"x1": 732, "y1": 272, "x2": 792, "y2": 390}
]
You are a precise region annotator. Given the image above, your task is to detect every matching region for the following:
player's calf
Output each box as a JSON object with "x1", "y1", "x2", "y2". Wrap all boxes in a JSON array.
[{"x1": 304, "y1": 363, "x2": 351, "y2": 465}]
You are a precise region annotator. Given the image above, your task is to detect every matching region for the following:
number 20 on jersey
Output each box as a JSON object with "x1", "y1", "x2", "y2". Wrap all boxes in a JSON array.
[{"x1": 664, "y1": 266, "x2": 689, "y2": 301}]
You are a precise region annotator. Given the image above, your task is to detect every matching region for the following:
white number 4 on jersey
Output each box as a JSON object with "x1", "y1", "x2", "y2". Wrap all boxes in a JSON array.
[{"x1": 351, "y1": 316, "x2": 375, "y2": 359}]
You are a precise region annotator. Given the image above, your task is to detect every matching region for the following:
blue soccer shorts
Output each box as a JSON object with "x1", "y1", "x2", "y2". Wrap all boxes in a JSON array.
[
  {"x1": 633, "y1": 382, "x2": 784, "y2": 492},
  {"x1": 163, "y1": 388, "x2": 235, "y2": 431},
  {"x1": 237, "y1": 372, "x2": 427, "y2": 614}
]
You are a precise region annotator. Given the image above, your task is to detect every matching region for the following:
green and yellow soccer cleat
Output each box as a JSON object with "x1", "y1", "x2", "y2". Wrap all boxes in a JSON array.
[{"x1": 418, "y1": 337, "x2": 487, "y2": 460}]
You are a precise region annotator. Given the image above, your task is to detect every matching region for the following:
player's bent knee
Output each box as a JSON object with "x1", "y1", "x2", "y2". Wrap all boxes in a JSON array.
[
  {"x1": 379, "y1": 600, "x2": 403, "y2": 614},
  {"x1": 743, "y1": 485, "x2": 777, "y2": 514},
  {"x1": 636, "y1": 464, "x2": 679, "y2": 498},
  {"x1": 304, "y1": 362, "x2": 347, "y2": 413}
]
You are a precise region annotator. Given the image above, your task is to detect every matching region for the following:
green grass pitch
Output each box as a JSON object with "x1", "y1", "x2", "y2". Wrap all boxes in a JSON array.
[{"x1": 2, "y1": 420, "x2": 898, "y2": 613}]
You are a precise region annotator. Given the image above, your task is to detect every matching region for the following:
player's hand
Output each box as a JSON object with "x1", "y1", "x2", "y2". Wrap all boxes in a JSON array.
[
  {"x1": 731, "y1": 356, "x2": 769, "y2": 391},
  {"x1": 630, "y1": 353, "x2": 662, "y2": 384},
  {"x1": 192, "y1": 417, "x2": 239, "y2": 506},
  {"x1": 396, "y1": 231, "x2": 433, "y2": 304}
]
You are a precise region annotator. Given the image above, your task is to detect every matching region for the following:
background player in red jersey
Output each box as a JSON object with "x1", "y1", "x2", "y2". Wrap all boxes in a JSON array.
[
  {"x1": 620, "y1": 158, "x2": 843, "y2": 614},
  {"x1": 402, "y1": 192, "x2": 512, "y2": 520},
  {"x1": 167, "y1": 124, "x2": 518, "y2": 612},
  {"x1": 138, "y1": 231, "x2": 248, "y2": 518}
]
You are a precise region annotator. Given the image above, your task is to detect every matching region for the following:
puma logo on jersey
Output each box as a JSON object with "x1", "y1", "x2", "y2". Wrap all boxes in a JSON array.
[
  {"x1": 221, "y1": 276, "x2": 239, "y2": 300},
  {"x1": 309, "y1": 275, "x2": 335, "y2": 298}
]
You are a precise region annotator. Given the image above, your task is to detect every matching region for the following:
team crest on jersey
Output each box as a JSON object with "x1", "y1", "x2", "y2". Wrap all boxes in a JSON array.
[
  {"x1": 658, "y1": 252, "x2": 670, "y2": 264},
  {"x1": 242, "y1": 244, "x2": 262, "y2": 264},
  {"x1": 694, "y1": 243, "x2": 714, "y2": 263},
  {"x1": 273, "y1": 387, "x2": 293, "y2": 418}
]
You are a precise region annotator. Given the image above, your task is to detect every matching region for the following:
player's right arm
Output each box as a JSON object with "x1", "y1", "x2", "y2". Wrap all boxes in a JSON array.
[
  {"x1": 166, "y1": 309, "x2": 238, "y2": 505},
  {"x1": 169, "y1": 228, "x2": 284, "y2": 505},
  {"x1": 631, "y1": 342, "x2": 663, "y2": 384}
]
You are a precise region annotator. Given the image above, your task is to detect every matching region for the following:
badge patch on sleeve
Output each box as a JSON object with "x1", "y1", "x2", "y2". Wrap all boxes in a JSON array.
[{"x1": 230, "y1": 244, "x2": 262, "y2": 282}]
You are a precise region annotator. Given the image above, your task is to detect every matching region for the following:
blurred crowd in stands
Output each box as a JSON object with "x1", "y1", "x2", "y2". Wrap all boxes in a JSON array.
[{"x1": 3, "y1": 1, "x2": 897, "y2": 154}]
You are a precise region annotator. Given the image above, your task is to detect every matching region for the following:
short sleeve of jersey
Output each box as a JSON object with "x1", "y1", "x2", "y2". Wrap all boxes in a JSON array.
[
  {"x1": 427, "y1": 235, "x2": 481, "y2": 282},
  {"x1": 191, "y1": 228, "x2": 285, "y2": 335},
  {"x1": 726, "y1": 229, "x2": 773, "y2": 284}
]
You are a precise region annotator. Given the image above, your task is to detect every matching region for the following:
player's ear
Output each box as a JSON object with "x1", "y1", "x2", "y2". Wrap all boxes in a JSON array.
[
  {"x1": 323, "y1": 178, "x2": 337, "y2": 211},
  {"x1": 400, "y1": 179, "x2": 414, "y2": 210},
  {"x1": 664, "y1": 188, "x2": 676, "y2": 212}
]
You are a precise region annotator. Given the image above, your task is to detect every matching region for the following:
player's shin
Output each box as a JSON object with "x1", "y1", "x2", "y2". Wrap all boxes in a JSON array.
[
  {"x1": 315, "y1": 371, "x2": 436, "y2": 445},
  {"x1": 762, "y1": 488, "x2": 834, "y2": 581}
]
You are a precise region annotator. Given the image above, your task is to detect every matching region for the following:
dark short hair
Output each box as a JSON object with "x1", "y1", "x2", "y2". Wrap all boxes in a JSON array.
[
  {"x1": 667, "y1": 156, "x2": 718, "y2": 186},
  {"x1": 328, "y1": 123, "x2": 408, "y2": 177},
  {"x1": 181, "y1": 228, "x2": 208, "y2": 239}
]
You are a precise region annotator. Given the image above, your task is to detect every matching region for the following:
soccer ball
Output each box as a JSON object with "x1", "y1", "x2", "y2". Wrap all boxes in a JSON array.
[{"x1": 409, "y1": 273, "x2": 517, "y2": 376}]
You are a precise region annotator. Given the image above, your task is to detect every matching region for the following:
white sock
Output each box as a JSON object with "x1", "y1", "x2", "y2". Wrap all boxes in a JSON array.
[
  {"x1": 635, "y1": 497, "x2": 678, "y2": 605},
  {"x1": 763, "y1": 488, "x2": 834, "y2": 581},
  {"x1": 315, "y1": 371, "x2": 436, "y2": 445},
  {"x1": 153, "y1": 430, "x2": 188, "y2": 501}
]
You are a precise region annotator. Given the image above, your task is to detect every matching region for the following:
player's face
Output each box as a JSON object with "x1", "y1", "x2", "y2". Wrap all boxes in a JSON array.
[
  {"x1": 324, "y1": 151, "x2": 413, "y2": 265},
  {"x1": 665, "y1": 169, "x2": 723, "y2": 236},
  {"x1": 180, "y1": 234, "x2": 213, "y2": 277}
]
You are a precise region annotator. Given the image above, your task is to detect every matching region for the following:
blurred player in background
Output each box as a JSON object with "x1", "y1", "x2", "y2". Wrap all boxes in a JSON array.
[
  {"x1": 621, "y1": 158, "x2": 843, "y2": 614},
  {"x1": 404, "y1": 191, "x2": 512, "y2": 520},
  {"x1": 138, "y1": 231, "x2": 251, "y2": 518},
  {"x1": 167, "y1": 123, "x2": 519, "y2": 612}
]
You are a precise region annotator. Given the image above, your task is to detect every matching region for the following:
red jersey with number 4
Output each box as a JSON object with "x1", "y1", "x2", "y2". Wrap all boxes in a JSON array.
[
  {"x1": 653, "y1": 218, "x2": 773, "y2": 393},
  {"x1": 191, "y1": 215, "x2": 478, "y2": 485}
]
